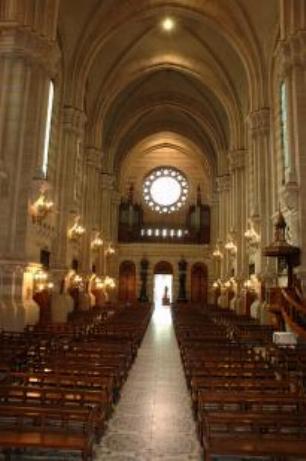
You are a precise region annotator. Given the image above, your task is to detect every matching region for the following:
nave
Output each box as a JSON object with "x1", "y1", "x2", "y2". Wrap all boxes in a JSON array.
[{"x1": 95, "y1": 306, "x2": 202, "y2": 460}]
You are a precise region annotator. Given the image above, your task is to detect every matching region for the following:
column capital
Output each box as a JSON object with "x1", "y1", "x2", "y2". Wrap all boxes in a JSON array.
[
  {"x1": 217, "y1": 175, "x2": 231, "y2": 193},
  {"x1": 0, "y1": 27, "x2": 60, "y2": 75},
  {"x1": 63, "y1": 107, "x2": 87, "y2": 136},
  {"x1": 277, "y1": 31, "x2": 306, "y2": 78},
  {"x1": 229, "y1": 149, "x2": 245, "y2": 171},
  {"x1": 247, "y1": 108, "x2": 270, "y2": 138},
  {"x1": 86, "y1": 147, "x2": 102, "y2": 169},
  {"x1": 101, "y1": 173, "x2": 115, "y2": 191}
]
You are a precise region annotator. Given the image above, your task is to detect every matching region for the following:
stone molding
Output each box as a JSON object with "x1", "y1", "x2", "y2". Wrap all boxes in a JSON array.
[
  {"x1": 101, "y1": 173, "x2": 115, "y2": 191},
  {"x1": 63, "y1": 107, "x2": 87, "y2": 135},
  {"x1": 0, "y1": 27, "x2": 60, "y2": 75},
  {"x1": 229, "y1": 150, "x2": 245, "y2": 171},
  {"x1": 248, "y1": 109, "x2": 270, "y2": 138},
  {"x1": 278, "y1": 30, "x2": 306, "y2": 78},
  {"x1": 217, "y1": 175, "x2": 231, "y2": 193},
  {"x1": 86, "y1": 147, "x2": 101, "y2": 169}
]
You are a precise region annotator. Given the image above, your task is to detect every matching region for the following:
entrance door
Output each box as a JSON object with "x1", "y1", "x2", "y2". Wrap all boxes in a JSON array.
[
  {"x1": 191, "y1": 263, "x2": 208, "y2": 304},
  {"x1": 153, "y1": 261, "x2": 173, "y2": 308},
  {"x1": 118, "y1": 261, "x2": 136, "y2": 303}
]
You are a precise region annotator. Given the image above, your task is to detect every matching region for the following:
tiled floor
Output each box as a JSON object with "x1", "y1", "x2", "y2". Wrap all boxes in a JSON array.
[{"x1": 95, "y1": 305, "x2": 203, "y2": 461}]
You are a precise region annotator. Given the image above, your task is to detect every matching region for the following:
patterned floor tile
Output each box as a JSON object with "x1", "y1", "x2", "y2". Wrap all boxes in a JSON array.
[{"x1": 95, "y1": 305, "x2": 203, "y2": 461}]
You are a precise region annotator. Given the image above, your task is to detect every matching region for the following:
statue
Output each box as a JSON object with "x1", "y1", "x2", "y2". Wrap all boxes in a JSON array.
[{"x1": 162, "y1": 286, "x2": 170, "y2": 305}]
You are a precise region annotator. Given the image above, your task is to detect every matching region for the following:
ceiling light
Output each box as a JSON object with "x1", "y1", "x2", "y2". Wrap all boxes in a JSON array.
[{"x1": 162, "y1": 17, "x2": 175, "y2": 32}]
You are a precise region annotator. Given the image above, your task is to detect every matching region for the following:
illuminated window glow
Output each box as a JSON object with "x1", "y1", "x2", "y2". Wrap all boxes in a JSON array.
[
  {"x1": 280, "y1": 81, "x2": 290, "y2": 170},
  {"x1": 143, "y1": 167, "x2": 188, "y2": 214},
  {"x1": 42, "y1": 81, "x2": 54, "y2": 178}
]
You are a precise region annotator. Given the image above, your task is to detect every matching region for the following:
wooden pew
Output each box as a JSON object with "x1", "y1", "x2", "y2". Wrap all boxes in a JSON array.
[{"x1": 0, "y1": 405, "x2": 96, "y2": 460}]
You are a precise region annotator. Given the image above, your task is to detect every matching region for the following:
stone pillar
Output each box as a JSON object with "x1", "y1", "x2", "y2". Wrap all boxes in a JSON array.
[
  {"x1": 277, "y1": 5, "x2": 306, "y2": 287},
  {"x1": 0, "y1": 4, "x2": 60, "y2": 329},
  {"x1": 100, "y1": 173, "x2": 115, "y2": 241},
  {"x1": 53, "y1": 107, "x2": 87, "y2": 270},
  {"x1": 229, "y1": 150, "x2": 247, "y2": 278},
  {"x1": 248, "y1": 109, "x2": 272, "y2": 274},
  {"x1": 217, "y1": 175, "x2": 231, "y2": 278},
  {"x1": 83, "y1": 147, "x2": 102, "y2": 272}
]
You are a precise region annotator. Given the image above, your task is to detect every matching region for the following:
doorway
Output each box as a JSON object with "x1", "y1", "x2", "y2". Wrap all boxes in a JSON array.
[{"x1": 154, "y1": 274, "x2": 173, "y2": 308}]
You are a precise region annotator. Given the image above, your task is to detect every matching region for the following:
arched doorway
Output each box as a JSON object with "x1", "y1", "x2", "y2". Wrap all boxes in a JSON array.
[
  {"x1": 154, "y1": 261, "x2": 173, "y2": 307},
  {"x1": 191, "y1": 263, "x2": 208, "y2": 304},
  {"x1": 118, "y1": 260, "x2": 136, "y2": 303}
]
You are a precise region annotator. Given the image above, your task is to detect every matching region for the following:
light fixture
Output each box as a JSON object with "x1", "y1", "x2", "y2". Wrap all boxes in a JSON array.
[
  {"x1": 225, "y1": 234, "x2": 237, "y2": 255},
  {"x1": 33, "y1": 270, "x2": 53, "y2": 293},
  {"x1": 29, "y1": 192, "x2": 54, "y2": 222},
  {"x1": 67, "y1": 215, "x2": 85, "y2": 241},
  {"x1": 91, "y1": 232, "x2": 103, "y2": 251},
  {"x1": 105, "y1": 243, "x2": 115, "y2": 256},
  {"x1": 244, "y1": 279, "x2": 253, "y2": 289},
  {"x1": 244, "y1": 219, "x2": 260, "y2": 248},
  {"x1": 162, "y1": 17, "x2": 175, "y2": 32},
  {"x1": 212, "y1": 244, "x2": 223, "y2": 259}
]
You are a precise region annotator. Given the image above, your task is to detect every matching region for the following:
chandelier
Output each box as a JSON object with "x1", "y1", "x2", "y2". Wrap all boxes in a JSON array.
[
  {"x1": 29, "y1": 192, "x2": 54, "y2": 222},
  {"x1": 67, "y1": 216, "x2": 85, "y2": 241},
  {"x1": 224, "y1": 235, "x2": 237, "y2": 255},
  {"x1": 244, "y1": 219, "x2": 260, "y2": 248},
  {"x1": 212, "y1": 243, "x2": 223, "y2": 259},
  {"x1": 91, "y1": 232, "x2": 103, "y2": 251}
]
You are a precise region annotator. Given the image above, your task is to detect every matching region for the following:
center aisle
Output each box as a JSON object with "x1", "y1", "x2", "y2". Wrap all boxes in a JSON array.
[{"x1": 95, "y1": 306, "x2": 203, "y2": 461}]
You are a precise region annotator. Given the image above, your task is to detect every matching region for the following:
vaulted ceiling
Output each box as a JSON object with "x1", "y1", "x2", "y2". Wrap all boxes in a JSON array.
[{"x1": 58, "y1": 0, "x2": 279, "y2": 194}]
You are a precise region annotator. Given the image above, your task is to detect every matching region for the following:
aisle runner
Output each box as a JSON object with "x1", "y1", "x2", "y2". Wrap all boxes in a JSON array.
[{"x1": 95, "y1": 306, "x2": 203, "y2": 461}]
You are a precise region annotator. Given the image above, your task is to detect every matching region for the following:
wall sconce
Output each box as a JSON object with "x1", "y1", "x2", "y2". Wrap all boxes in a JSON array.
[
  {"x1": 91, "y1": 232, "x2": 103, "y2": 251},
  {"x1": 69, "y1": 273, "x2": 85, "y2": 290},
  {"x1": 105, "y1": 243, "x2": 115, "y2": 256},
  {"x1": 225, "y1": 236, "x2": 237, "y2": 255},
  {"x1": 212, "y1": 244, "x2": 223, "y2": 259},
  {"x1": 103, "y1": 276, "x2": 116, "y2": 289},
  {"x1": 244, "y1": 279, "x2": 253, "y2": 290},
  {"x1": 67, "y1": 216, "x2": 85, "y2": 241},
  {"x1": 244, "y1": 219, "x2": 260, "y2": 249},
  {"x1": 29, "y1": 192, "x2": 54, "y2": 222}
]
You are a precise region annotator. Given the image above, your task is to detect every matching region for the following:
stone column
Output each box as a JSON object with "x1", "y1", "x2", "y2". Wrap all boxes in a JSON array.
[
  {"x1": 248, "y1": 109, "x2": 272, "y2": 274},
  {"x1": 100, "y1": 173, "x2": 115, "y2": 241},
  {"x1": 229, "y1": 150, "x2": 247, "y2": 278},
  {"x1": 277, "y1": 5, "x2": 306, "y2": 286},
  {"x1": 82, "y1": 147, "x2": 102, "y2": 272},
  {"x1": 217, "y1": 175, "x2": 231, "y2": 278},
  {"x1": 52, "y1": 107, "x2": 87, "y2": 271},
  {"x1": 0, "y1": 5, "x2": 60, "y2": 330}
]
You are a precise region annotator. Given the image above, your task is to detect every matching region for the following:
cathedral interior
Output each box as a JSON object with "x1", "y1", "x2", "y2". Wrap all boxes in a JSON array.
[{"x1": 1, "y1": 1, "x2": 306, "y2": 460}]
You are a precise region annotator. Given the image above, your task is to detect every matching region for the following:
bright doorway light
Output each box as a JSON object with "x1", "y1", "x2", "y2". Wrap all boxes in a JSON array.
[
  {"x1": 153, "y1": 274, "x2": 173, "y2": 327},
  {"x1": 162, "y1": 17, "x2": 175, "y2": 32}
]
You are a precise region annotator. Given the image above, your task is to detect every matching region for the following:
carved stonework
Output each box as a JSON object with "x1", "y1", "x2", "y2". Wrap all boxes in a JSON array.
[
  {"x1": 217, "y1": 175, "x2": 231, "y2": 193},
  {"x1": 0, "y1": 28, "x2": 61, "y2": 75},
  {"x1": 63, "y1": 107, "x2": 87, "y2": 136},
  {"x1": 248, "y1": 109, "x2": 270, "y2": 138},
  {"x1": 101, "y1": 173, "x2": 115, "y2": 191},
  {"x1": 281, "y1": 181, "x2": 299, "y2": 211},
  {"x1": 278, "y1": 31, "x2": 306, "y2": 78},
  {"x1": 229, "y1": 150, "x2": 245, "y2": 171},
  {"x1": 86, "y1": 147, "x2": 101, "y2": 170}
]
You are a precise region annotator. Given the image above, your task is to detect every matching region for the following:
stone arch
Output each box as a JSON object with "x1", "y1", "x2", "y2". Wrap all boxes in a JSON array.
[{"x1": 154, "y1": 261, "x2": 173, "y2": 275}]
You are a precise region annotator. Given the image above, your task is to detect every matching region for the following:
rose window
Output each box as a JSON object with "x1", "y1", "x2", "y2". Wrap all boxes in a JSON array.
[{"x1": 143, "y1": 167, "x2": 188, "y2": 214}]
